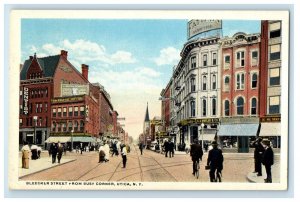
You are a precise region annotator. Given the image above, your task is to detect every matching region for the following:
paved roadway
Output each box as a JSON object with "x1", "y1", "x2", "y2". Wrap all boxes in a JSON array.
[{"x1": 20, "y1": 145, "x2": 280, "y2": 183}]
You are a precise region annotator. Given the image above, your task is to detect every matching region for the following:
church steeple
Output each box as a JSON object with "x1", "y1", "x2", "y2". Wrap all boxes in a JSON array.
[{"x1": 144, "y1": 102, "x2": 150, "y2": 122}]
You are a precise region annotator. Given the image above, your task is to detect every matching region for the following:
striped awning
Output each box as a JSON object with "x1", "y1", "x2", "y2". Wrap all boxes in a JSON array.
[
  {"x1": 259, "y1": 123, "x2": 281, "y2": 136},
  {"x1": 72, "y1": 136, "x2": 95, "y2": 143},
  {"x1": 218, "y1": 124, "x2": 259, "y2": 136},
  {"x1": 45, "y1": 136, "x2": 71, "y2": 143}
]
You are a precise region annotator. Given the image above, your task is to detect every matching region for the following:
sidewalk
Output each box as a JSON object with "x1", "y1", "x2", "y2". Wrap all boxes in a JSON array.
[{"x1": 19, "y1": 155, "x2": 76, "y2": 179}]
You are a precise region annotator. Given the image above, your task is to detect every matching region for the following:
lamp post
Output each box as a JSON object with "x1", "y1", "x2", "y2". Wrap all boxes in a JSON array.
[
  {"x1": 33, "y1": 116, "x2": 38, "y2": 144},
  {"x1": 71, "y1": 129, "x2": 74, "y2": 152},
  {"x1": 201, "y1": 123, "x2": 205, "y2": 149}
]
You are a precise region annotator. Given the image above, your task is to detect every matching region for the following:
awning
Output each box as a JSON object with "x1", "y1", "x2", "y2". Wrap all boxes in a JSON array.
[
  {"x1": 72, "y1": 136, "x2": 95, "y2": 143},
  {"x1": 259, "y1": 122, "x2": 281, "y2": 136},
  {"x1": 218, "y1": 124, "x2": 259, "y2": 136},
  {"x1": 45, "y1": 136, "x2": 71, "y2": 143}
]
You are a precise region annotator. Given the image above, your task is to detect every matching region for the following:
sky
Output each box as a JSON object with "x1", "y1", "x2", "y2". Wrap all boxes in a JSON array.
[{"x1": 21, "y1": 19, "x2": 260, "y2": 140}]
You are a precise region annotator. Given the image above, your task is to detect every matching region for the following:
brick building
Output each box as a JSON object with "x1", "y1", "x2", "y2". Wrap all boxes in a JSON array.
[
  {"x1": 259, "y1": 20, "x2": 282, "y2": 148},
  {"x1": 218, "y1": 32, "x2": 261, "y2": 152}
]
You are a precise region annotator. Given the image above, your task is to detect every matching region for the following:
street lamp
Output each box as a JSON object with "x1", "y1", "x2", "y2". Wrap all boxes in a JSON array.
[
  {"x1": 71, "y1": 129, "x2": 74, "y2": 152},
  {"x1": 201, "y1": 123, "x2": 205, "y2": 149},
  {"x1": 33, "y1": 116, "x2": 38, "y2": 144}
]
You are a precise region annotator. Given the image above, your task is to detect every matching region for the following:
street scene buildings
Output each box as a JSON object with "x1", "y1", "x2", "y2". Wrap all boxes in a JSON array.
[{"x1": 17, "y1": 18, "x2": 285, "y2": 187}]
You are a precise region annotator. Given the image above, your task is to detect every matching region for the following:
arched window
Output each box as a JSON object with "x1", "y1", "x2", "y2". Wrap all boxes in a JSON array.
[
  {"x1": 252, "y1": 73, "x2": 258, "y2": 88},
  {"x1": 202, "y1": 99, "x2": 207, "y2": 116},
  {"x1": 203, "y1": 76, "x2": 207, "y2": 90},
  {"x1": 212, "y1": 75, "x2": 217, "y2": 90},
  {"x1": 190, "y1": 101, "x2": 195, "y2": 117},
  {"x1": 68, "y1": 121, "x2": 73, "y2": 132},
  {"x1": 251, "y1": 98, "x2": 257, "y2": 115},
  {"x1": 74, "y1": 121, "x2": 79, "y2": 132},
  {"x1": 224, "y1": 76, "x2": 230, "y2": 91},
  {"x1": 224, "y1": 100, "x2": 230, "y2": 116},
  {"x1": 212, "y1": 98, "x2": 216, "y2": 116},
  {"x1": 191, "y1": 78, "x2": 195, "y2": 92},
  {"x1": 80, "y1": 120, "x2": 85, "y2": 132},
  {"x1": 237, "y1": 97, "x2": 244, "y2": 115}
]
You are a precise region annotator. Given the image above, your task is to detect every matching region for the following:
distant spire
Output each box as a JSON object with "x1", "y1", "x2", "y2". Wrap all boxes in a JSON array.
[
  {"x1": 34, "y1": 53, "x2": 36, "y2": 58},
  {"x1": 144, "y1": 102, "x2": 150, "y2": 122}
]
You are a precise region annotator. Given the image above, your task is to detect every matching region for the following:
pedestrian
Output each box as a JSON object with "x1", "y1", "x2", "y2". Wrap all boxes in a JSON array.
[
  {"x1": 139, "y1": 142, "x2": 144, "y2": 155},
  {"x1": 116, "y1": 141, "x2": 121, "y2": 156},
  {"x1": 168, "y1": 139, "x2": 174, "y2": 158},
  {"x1": 111, "y1": 141, "x2": 118, "y2": 157},
  {"x1": 163, "y1": 140, "x2": 169, "y2": 157},
  {"x1": 21, "y1": 141, "x2": 30, "y2": 169},
  {"x1": 206, "y1": 141, "x2": 223, "y2": 182},
  {"x1": 80, "y1": 143, "x2": 83, "y2": 154},
  {"x1": 57, "y1": 141, "x2": 64, "y2": 164},
  {"x1": 251, "y1": 137, "x2": 265, "y2": 176},
  {"x1": 30, "y1": 144, "x2": 38, "y2": 160},
  {"x1": 204, "y1": 143, "x2": 208, "y2": 152},
  {"x1": 262, "y1": 139, "x2": 274, "y2": 183},
  {"x1": 190, "y1": 139, "x2": 203, "y2": 176},
  {"x1": 50, "y1": 142, "x2": 58, "y2": 164},
  {"x1": 37, "y1": 146, "x2": 42, "y2": 159},
  {"x1": 121, "y1": 144, "x2": 127, "y2": 168},
  {"x1": 98, "y1": 143, "x2": 108, "y2": 163},
  {"x1": 103, "y1": 141, "x2": 110, "y2": 162}
]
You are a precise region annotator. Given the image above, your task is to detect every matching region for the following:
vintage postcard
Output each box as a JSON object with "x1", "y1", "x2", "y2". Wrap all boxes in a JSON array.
[{"x1": 9, "y1": 10, "x2": 289, "y2": 190}]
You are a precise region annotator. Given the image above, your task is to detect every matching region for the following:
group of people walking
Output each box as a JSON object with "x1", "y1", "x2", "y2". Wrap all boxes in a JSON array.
[
  {"x1": 49, "y1": 141, "x2": 65, "y2": 164},
  {"x1": 163, "y1": 139, "x2": 175, "y2": 158},
  {"x1": 252, "y1": 137, "x2": 274, "y2": 183}
]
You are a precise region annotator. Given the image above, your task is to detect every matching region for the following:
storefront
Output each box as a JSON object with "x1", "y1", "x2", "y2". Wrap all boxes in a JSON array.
[{"x1": 259, "y1": 117, "x2": 281, "y2": 148}]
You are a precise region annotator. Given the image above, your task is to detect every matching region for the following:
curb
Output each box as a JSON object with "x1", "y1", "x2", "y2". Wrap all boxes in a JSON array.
[{"x1": 19, "y1": 159, "x2": 76, "y2": 179}]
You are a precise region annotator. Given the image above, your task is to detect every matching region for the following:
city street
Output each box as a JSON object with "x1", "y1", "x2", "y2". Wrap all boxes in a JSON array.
[{"x1": 20, "y1": 145, "x2": 280, "y2": 183}]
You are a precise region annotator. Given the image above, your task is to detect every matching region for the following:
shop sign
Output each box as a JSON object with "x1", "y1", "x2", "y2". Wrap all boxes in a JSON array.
[
  {"x1": 260, "y1": 116, "x2": 281, "y2": 122},
  {"x1": 23, "y1": 87, "x2": 29, "y2": 115},
  {"x1": 180, "y1": 118, "x2": 219, "y2": 126},
  {"x1": 150, "y1": 120, "x2": 163, "y2": 125},
  {"x1": 51, "y1": 96, "x2": 83, "y2": 103},
  {"x1": 188, "y1": 20, "x2": 222, "y2": 39}
]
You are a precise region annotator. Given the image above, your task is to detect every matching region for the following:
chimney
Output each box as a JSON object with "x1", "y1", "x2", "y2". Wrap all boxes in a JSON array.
[
  {"x1": 81, "y1": 64, "x2": 89, "y2": 80},
  {"x1": 60, "y1": 50, "x2": 68, "y2": 59}
]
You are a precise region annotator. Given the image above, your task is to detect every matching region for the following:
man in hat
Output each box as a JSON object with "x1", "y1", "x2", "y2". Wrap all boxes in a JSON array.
[
  {"x1": 190, "y1": 139, "x2": 203, "y2": 176},
  {"x1": 50, "y1": 142, "x2": 58, "y2": 164},
  {"x1": 57, "y1": 141, "x2": 64, "y2": 163},
  {"x1": 207, "y1": 141, "x2": 223, "y2": 182},
  {"x1": 262, "y1": 139, "x2": 274, "y2": 183},
  {"x1": 252, "y1": 137, "x2": 265, "y2": 176}
]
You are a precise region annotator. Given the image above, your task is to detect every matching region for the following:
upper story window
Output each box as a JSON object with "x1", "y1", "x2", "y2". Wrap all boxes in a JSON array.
[
  {"x1": 269, "y1": 68, "x2": 280, "y2": 86},
  {"x1": 224, "y1": 76, "x2": 230, "y2": 92},
  {"x1": 236, "y1": 73, "x2": 245, "y2": 90},
  {"x1": 251, "y1": 51, "x2": 258, "y2": 66},
  {"x1": 191, "y1": 56, "x2": 197, "y2": 69},
  {"x1": 236, "y1": 97, "x2": 244, "y2": 115},
  {"x1": 270, "y1": 22, "x2": 281, "y2": 38},
  {"x1": 251, "y1": 98, "x2": 257, "y2": 115},
  {"x1": 270, "y1": 44, "x2": 281, "y2": 61},
  {"x1": 190, "y1": 101, "x2": 196, "y2": 117},
  {"x1": 80, "y1": 106, "x2": 85, "y2": 116},
  {"x1": 252, "y1": 73, "x2": 258, "y2": 88},
  {"x1": 212, "y1": 53, "x2": 217, "y2": 65},
  {"x1": 203, "y1": 54, "x2": 208, "y2": 67},
  {"x1": 236, "y1": 51, "x2": 245, "y2": 67},
  {"x1": 191, "y1": 78, "x2": 196, "y2": 92},
  {"x1": 52, "y1": 108, "x2": 56, "y2": 117},
  {"x1": 63, "y1": 107, "x2": 67, "y2": 117},
  {"x1": 224, "y1": 100, "x2": 230, "y2": 116},
  {"x1": 269, "y1": 96, "x2": 280, "y2": 114},
  {"x1": 224, "y1": 55, "x2": 230, "y2": 69},
  {"x1": 202, "y1": 99, "x2": 207, "y2": 117},
  {"x1": 211, "y1": 74, "x2": 217, "y2": 90},
  {"x1": 57, "y1": 107, "x2": 62, "y2": 117},
  {"x1": 74, "y1": 106, "x2": 79, "y2": 116},
  {"x1": 212, "y1": 98, "x2": 216, "y2": 116},
  {"x1": 202, "y1": 76, "x2": 207, "y2": 91},
  {"x1": 68, "y1": 107, "x2": 73, "y2": 117}
]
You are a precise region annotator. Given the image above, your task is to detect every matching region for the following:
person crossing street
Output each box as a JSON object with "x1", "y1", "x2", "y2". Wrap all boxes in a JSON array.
[
  {"x1": 190, "y1": 139, "x2": 203, "y2": 176},
  {"x1": 207, "y1": 141, "x2": 224, "y2": 182}
]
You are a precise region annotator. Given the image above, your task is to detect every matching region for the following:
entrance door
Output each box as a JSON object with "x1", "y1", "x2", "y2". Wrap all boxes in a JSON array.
[
  {"x1": 191, "y1": 126, "x2": 198, "y2": 143},
  {"x1": 238, "y1": 136, "x2": 249, "y2": 153}
]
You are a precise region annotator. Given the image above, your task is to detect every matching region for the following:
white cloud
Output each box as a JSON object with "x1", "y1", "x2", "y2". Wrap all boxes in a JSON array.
[
  {"x1": 154, "y1": 47, "x2": 181, "y2": 66},
  {"x1": 110, "y1": 51, "x2": 136, "y2": 64}
]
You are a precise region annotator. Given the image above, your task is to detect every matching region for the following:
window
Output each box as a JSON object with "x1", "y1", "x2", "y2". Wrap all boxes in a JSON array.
[
  {"x1": 212, "y1": 74, "x2": 216, "y2": 90},
  {"x1": 39, "y1": 118, "x2": 42, "y2": 126},
  {"x1": 80, "y1": 120, "x2": 84, "y2": 132},
  {"x1": 202, "y1": 99, "x2": 207, "y2": 116},
  {"x1": 57, "y1": 123, "x2": 61, "y2": 132},
  {"x1": 35, "y1": 103, "x2": 38, "y2": 113},
  {"x1": 224, "y1": 55, "x2": 230, "y2": 69},
  {"x1": 68, "y1": 107, "x2": 73, "y2": 117},
  {"x1": 63, "y1": 107, "x2": 67, "y2": 117},
  {"x1": 57, "y1": 107, "x2": 62, "y2": 117},
  {"x1": 252, "y1": 51, "x2": 258, "y2": 66},
  {"x1": 52, "y1": 108, "x2": 56, "y2": 117},
  {"x1": 45, "y1": 88, "x2": 48, "y2": 97},
  {"x1": 269, "y1": 68, "x2": 280, "y2": 86},
  {"x1": 191, "y1": 78, "x2": 196, "y2": 92},
  {"x1": 251, "y1": 98, "x2": 257, "y2": 115},
  {"x1": 63, "y1": 122, "x2": 67, "y2": 132},
  {"x1": 45, "y1": 103, "x2": 48, "y2": 112},
  {"x1": 212, "y1": 98, "x2": 216, "y2": 116},
  {"x1": 39, "y1": 103, "x2": 42, "y2": 113},
  {"x1": 68, "y1": 121, "x2": 73, "y2": 132},
  {"x1": 212, "y1": 53, "x2": 217, "y2": 65},
  {"x1": 236, "y1": 51, "x2": 245, "y2": 67},
  {"x1": 270, "y1": 44, "x2": 281, "y2": 60},
  {"x1": 74, "y1": 107, "x2": 78, "y2": 116},
  {"x1": 203, "y1": 76, "x2": 207, "y2": 90},
  {"x1": 190, "y1": 101, "x2": 195, "y2": 117},
  {"x1": 191, "y1": 56, "x2": 196, "y2": 68},
  {"x1": 252, "y1": 73, "x2": 258, "y2": 88},
  {"x1": 80, "y1": 106, "x2": 85, "y2": 116},
  {"x1": 224, "y1": 100, "x2": 230, "y2": 116},
  {"x1": 203, "y1": 54, "x2": 207, "y2": 67},
  {"x1": 74, "y1": 121, "x2": 79, "y2": 132},
  {"x1": 52, "y1": 122, "x2": 56, "y2": 132},
  {"x1": 19, "y1": 118, "x2": 23, "y2": 126},
  {"x1": 224, "y1": 76, "x2": 230, "y2": 92},
  {"x1": 269, "y1": 96, "x2": 280, "y2": 114},
  {"x1": 236, "y1": 73, "x2": 245, "y2": 90},
  {"x1": 237, "y1": 97, "x2": 244, "y2": 115},
  {"x1": 270, "y1": 22, "x2": 281, "y2": 38}
]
